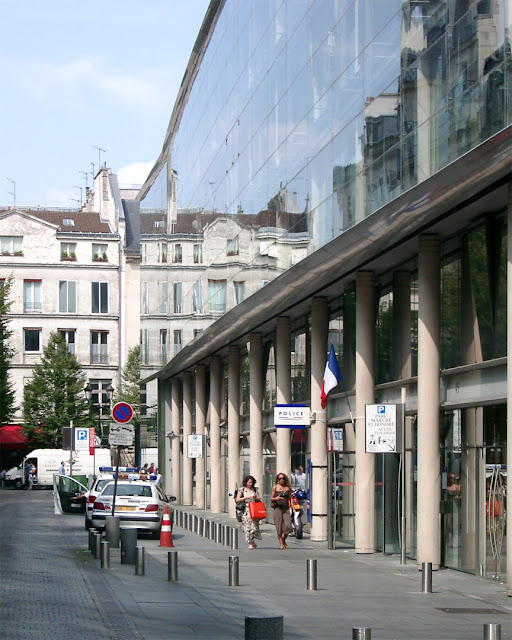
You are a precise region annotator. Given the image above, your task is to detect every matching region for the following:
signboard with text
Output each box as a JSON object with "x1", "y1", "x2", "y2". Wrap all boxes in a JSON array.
[
  {"x1": 274, "y1": 405, "x2": 310, "y2": 428},
  {"x1": 187, "y1": 434, "x2": 204, "y2": 458},
  {"x1": 108, "y1": 422, "x2": 134, "y2": 446},
  {"x1": 74, "y1": 427, "x2": 90, "y2": 451},
  {"x1": 365, "y1": 404, "x2": 397, "y2": 453}
]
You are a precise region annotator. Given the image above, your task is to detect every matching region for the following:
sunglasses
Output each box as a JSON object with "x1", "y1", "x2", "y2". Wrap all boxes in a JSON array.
[{"x1": 277, "y1": 476, "x2": 285, "y2": 480}]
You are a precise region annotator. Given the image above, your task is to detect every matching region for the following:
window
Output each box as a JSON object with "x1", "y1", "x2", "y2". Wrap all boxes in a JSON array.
[
  {"x1": 194, "y1": 329, "x2": 202, "y2": 338},
  {"x1": 1, "y1": 236, "x2": 22, "y2": 255},
  {"x1": 173, "y1": 282, "x2": 183, "y2": 314},
  {"x1": 61, "y1": 242, "x2": 76, "y2": 260},
  {"x1": 140, "y1": 383, "x2": 147, "y2": 416},
  {"x1": 193, "y1": 244, "x2": 202, "y2": 263},
  {"x1": 86, "y1": 380, "x2": 113, "y2": 420},
  {"x1": 193, "y1": 280, "x2": 203, "y2": 314},
  {"x1": 158, "y1": 282, "x2": 168, "y2": 314},
  {"x1": 91, "y1": 331, "x2": 108, "y2": 364},
  {"x1": 208, "y1": 279, "x2": 227, "y2": 313},
  {"x1": 59, "y1": 281, "x2": 77, "y2": 313},
  {"x1": 24, "y1": 280, "x2": 41, "y2": 312},
  {"x1": 62, "y1": 219, "x2": 75, "y2": 226},
  {"x1": 140, "y1": 282, "x2": 149, "y2": 315},
  {"x1": 227, "y1": 236, "x2": 239, "y2": 256},
  {"x1": 140, "y1": 329, "x2": 149, "y2": 365},
  {"x1": 173, "y1": 330, "x2": 182, "y2": 355},
  {"x1": 92, "y1": 243, "x2": 108, "y2": 261},
  {"x1": 91, "y1": 282, "x2": 108, "y2": 313},
  {"x1": 173, "y1": 243, "x2": 182, "y2": 263},
  {"x1": 234, "y1": 281, "x2": 245, "y2": 304},
  {"x1": 24, "y1": 328, "x2": 41, "y2": 352},
  {"x1": 159, "y1": 242, "x2": 167, "y2": 263},
  {"x1": 59, "y1": 329, "x2": 76, "y2": 354},
  {"x1": 160, "y1": 329, "x2": 167, "y2": 364}
]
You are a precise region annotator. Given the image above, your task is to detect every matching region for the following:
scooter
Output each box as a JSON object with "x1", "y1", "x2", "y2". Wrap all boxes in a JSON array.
[{"x1": 290, "y1": 490, "x2": 307, "y2": 539}]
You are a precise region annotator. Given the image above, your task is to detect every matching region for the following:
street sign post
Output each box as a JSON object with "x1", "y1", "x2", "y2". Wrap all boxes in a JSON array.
[
  {"x1": 365, "y1": 404, "x2": 397, "y2": 453},
  {"x1": 108, "y1": 423, "x2": 134, "y2": 447},
  {"x1": 112, "y1": 402, "x2": 134, "y2": 424},
  {"x1": 187, "y1": 434, "x2": 203, "y2": 458}
]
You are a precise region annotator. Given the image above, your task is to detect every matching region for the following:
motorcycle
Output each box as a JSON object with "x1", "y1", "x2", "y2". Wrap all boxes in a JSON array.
[{"x1": 290, "y1": 489, "x2": 307, "y2": 539}]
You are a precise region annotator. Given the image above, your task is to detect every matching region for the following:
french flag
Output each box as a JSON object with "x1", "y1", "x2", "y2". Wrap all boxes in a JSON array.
[{"x1": 321, "y1": 345, "x2": 343, "y2": 409}]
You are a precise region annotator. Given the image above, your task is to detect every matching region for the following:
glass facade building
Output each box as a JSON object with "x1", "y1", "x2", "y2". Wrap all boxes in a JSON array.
[{"x1": 139, "y1": 0, "x2": 512, "y2": 587}]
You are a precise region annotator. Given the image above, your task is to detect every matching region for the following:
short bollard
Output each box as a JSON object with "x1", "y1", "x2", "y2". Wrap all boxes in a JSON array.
[
  {"x1": 135, "y1": 546, "x2": 145, "y2": 576},
  {"x1": 224, "y1": 524, "x2": 230, "y2": 546},
  {"x1": 100, "y1": 541, "x2": 110, "y2": 569},
  {"x1": 353, "y1": 628, "x2": 372, "y2": 640},
  {"x1": 484, "y1": 623, "x2": 502, "y2": 640},
  {"x1": 94, "y1": 533, "x2": 102, "y2": 559},
  {"x1": 168, "y1": 550, "x2": 178, "y2": 581},
  {"x1": 105, "y1": 515, "x2": 120, "y2": 549},
  {"x1": 88, "y1": 528, "x2": 97, "y2": 552},
  {"x1": 421, "y1": 562, "x2": 432, "y2": 593},
  {"x1": 120, "y1": 528, "x2": 138, "y2": 565},
  {"x1": 229, "y1": 555, "x2": 239, "y2": 586},
  {"x1": 231, "y1": 527, "x2": 239, "y2": 550},
  {"x1": 245, "y1": 616, "x2": 283, "y2": 640},
  {"x1": 306, "y1": 558, "x2": 317, "y2": 591}
]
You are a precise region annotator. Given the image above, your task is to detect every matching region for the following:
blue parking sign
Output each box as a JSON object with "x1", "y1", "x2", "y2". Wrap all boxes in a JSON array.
[{"x1": 75, "y1": 428, "x2": 89, "y2": 451}]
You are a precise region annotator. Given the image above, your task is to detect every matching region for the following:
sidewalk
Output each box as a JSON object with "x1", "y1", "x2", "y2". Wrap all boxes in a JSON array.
[{"x1": 72, "y1": 504, "x2": 512, "y2": 640}]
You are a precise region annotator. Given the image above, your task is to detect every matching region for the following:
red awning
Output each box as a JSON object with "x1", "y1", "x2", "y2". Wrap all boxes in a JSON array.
[{"x1": 0, "y1": 425, "x2": 28, "y2": 450}]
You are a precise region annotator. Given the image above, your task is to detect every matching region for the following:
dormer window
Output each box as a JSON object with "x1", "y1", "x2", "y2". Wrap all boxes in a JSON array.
[
  {"x1": 63, "y1": 219, "x2": 75, "y2": 226},
  {"x1": 154, "y1": 220, "x2": 165, "y2": 229}
]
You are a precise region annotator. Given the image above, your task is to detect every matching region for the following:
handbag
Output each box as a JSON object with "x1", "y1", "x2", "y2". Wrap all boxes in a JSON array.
[{"x1": 248, "y1": 500, "x2": 267, "y2": 520}]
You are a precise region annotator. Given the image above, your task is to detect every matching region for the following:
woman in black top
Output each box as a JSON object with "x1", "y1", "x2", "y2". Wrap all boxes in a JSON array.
[{"x1": 270, "y1": 473, "x2": 292, "y2": 549}]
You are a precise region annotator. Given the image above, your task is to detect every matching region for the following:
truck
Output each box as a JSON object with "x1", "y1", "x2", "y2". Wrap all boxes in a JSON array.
[{"x1": 4, "y1": 448, "x2": 112, "y2": 489}]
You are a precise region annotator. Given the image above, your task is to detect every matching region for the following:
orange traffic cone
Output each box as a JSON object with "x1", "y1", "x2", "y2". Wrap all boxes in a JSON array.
[{"x1": 159, "y1": 505, "x2": 174, "y2": 547}]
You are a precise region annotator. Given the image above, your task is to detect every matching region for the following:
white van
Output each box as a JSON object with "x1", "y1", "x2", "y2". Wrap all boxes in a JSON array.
[{"x1": 8, "y1": 448, "x2": 112, "y2": 488}]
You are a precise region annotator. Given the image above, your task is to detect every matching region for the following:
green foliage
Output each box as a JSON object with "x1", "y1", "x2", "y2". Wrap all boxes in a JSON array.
[
  {"x1": 22, "y1": 332, "x2": 91, "y2": 447},
  {"x1": 116, "y1": 345, "x2": 141, "y2": 428},
  {"x1": 0, "y1": 275, "x2": 17, "y2": 425}
]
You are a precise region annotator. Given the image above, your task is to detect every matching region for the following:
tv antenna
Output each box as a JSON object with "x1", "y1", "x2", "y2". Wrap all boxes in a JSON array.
[
  {"x1": 92, "y1": 146, "x2": 106, "y2": 169},
  {"x1": 80, "y1": 171, "x2": 89, "y2": 190},
  {"x1": 6, "y1": 177, "x2": 15, "y2": 208},
  {"x1": 73, "y1": 186, "x2": 83, "y2": 206},
  {"x1": 70, "y1": 198, "x2": 81, "y2": 209}
]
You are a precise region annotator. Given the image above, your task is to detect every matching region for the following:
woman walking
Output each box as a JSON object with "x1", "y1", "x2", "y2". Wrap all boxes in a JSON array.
[
  {"x1": 236, "y1": 475, "x2": 262, "y2": 550},
  {"x1": 271, "y1": 473, "x2": 293, "y2": 549}
]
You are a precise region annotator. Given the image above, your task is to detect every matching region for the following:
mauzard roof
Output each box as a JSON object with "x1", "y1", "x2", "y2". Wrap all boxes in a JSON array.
[{"x1": 0, "y1": 208, "x2": 113, "y2": 234}]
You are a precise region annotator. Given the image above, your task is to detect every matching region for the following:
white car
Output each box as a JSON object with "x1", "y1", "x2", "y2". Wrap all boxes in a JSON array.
[
  {"x1": 84, "y1": 467, "x2": 140, "y2": 530},
  {"x1": 91, "y1": 479, "x2": 175, "y2": 538}
]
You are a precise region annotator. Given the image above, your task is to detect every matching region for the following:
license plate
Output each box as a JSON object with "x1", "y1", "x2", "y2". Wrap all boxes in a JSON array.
[{"x1": 116, "y1": 506, "x2": 136, "y2": 511}]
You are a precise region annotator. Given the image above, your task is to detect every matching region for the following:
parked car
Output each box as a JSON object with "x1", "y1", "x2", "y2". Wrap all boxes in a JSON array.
[
  {"x1": 84, "y1": 467, "x2": 139, "y2": 530},
  {"x1": 91, "y1": 479, "x2": 175, "y2": 538}
]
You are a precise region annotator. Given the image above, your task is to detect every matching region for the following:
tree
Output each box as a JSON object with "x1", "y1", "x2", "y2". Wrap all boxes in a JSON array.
[
  {"x1": 23, "y1": 332, "x2": 91, "y2": 447},
  {"x1": 0, "y1": 274, "x2": 17, "y2": 425}
]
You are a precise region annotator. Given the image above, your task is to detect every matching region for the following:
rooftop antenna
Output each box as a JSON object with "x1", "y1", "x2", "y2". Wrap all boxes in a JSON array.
[
  {"x1": 69, "y1": 198, "x2": 81, "y2": 209},
  {"x1": 73, "y1": 186, "x2": 83, "y2": 207},
  {"x1": 6, "y1": 177, "x2": 15, "y2": 208},
  {"x1": 92, "y1": 146, "x2": 106, "y2": 170},
  {"x1": 80, "y1": 171, "x2": 89, "y2": 190},
  {"x1": 91, "y1": 162, "x2": 95, "y2": 180}
]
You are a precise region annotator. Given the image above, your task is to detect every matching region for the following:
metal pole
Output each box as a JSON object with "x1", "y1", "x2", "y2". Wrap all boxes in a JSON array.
[
  {"x1": 167, "y1": 550, "x2": 178, "y2": 581},
  {"x1": 88, "y1": 528, "x2": 97, "y2": 552},
  {"x1": 231, "y1": 527, "x2": 239, "y2": 549},
  {"x1": 306, "y1": 558, "x2": 317, "y2": 590},
  {"x1": 94, "y1": 533, "x2": 102, "y2": 559},
  {"x1": 228, "y1": 556, "x2": 239, "y2": 586},
  {"x1": 400, "y1": 389, "x2": 407, "y2": 565},
  {"x1": 483, "y1": 623, "x2": 502, "y2": 640},
  {"x1": 327, "y1": 450, "x2": 333, "y2": 549},
  {"x1": 353, "y1": 628, "x2": 372, "y2": 640},
  {"x1": 421, "y1": 562, "x2": 432, "y2": 593},
  {"x1": 135, "y1": 547, "x2": 145, "y2": 576},
  {"x1": 100, "y1": 541, "x2": 110, "y2": 569}
]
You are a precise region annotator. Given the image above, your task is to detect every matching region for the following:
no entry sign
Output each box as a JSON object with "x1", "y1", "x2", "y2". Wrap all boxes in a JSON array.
[{"x1": 112, "y1": 402, "x2": 134, "y2": 424}]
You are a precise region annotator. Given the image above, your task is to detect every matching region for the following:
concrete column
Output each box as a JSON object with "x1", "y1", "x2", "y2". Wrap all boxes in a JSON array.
[
  {"x1": 160, "y1": 379, "x2": 173, "y2": 496},
  {"x1": 392, "y1": 271, "x2": 412, "y2": 380},
  {"x1": 276, "y1": 317, "x2": 292, "y2": 478},
  {"x1": 195, "y1": 364, "x2": 206, "y2": 510},
  {"x1": 506, "y1": 181, "x2": 512, "y2": 595},
  {"x1": 310, "y1": 298, "x2": 329, "y2": 541},
  {"x1": 250, "y1": 334, "x2": 263, "y2": 485},
  {"x1": 209, "y1": 356, "x2": 222, "y2": 513},
  {"x1": 417, "y1": 234, "x2": 441, "y2": 569},
  {"x1": 228, "y1": 346, "x2": 241, "y2": 517},
  {"x1": 355, "y1": 271, "x2": 375, "y2": 554},
  {"x1": 182, "y1": 372, "x2": 193, "y2": 506},
  {"x1": 171, "y1": 378, "x2": 181, "y2": 504}
]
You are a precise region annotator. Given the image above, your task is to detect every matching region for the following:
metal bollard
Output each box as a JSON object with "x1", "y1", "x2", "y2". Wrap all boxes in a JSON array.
[
  {"x1": 94, "y1": 532, "x2": 102, "y2": 559},
  {"x1": 194, "y1": 515, "x2": 199, "y2": 534},
  {"x1": 245, "y1": 616, "x2": 283, "y2": 640},
  {"x1": 167, "y1": 550, "x2": 178, "y2": 581},
  {"x1": 231, "y1": 527, "x2": 239, "y2": 550},
  {"x1": 421, "y1": 562, "x2": 432, "y2": 593},
  {"x1": 120, "y1": 528, "x2": 138, "y2": 565},
  {"x1": 484, "y1": 623, "x2": 502, "y2": 640},
  {"x1": 306, "y1": 558, "x2": 318, "y2": 591},
  {"x1": 353, "y1": 628, "x2": 372, "y2": 640},
  {"x1": 105, "y1": 515, "x2": 120, "y2": 548},
  {"x1": 135, "y1": 546, "x2": 145, "y2": 576},
  {"x1": 100, "y1": 540, "x2": 110, "y2": 569},
  {"x1": 224, "y1": 524, "x2": 230, "y2": 546},
  {"x1": 88, "y1": 528, "x2": 97, "y2": 552},
  {"x1": 229, "y1": 556, "x2": 239, "y2": 587}
]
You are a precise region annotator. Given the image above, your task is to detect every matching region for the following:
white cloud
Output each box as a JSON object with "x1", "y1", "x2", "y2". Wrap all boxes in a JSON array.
[{"x1": 116, "y1": 161, "x2": 154, "y2": 187}]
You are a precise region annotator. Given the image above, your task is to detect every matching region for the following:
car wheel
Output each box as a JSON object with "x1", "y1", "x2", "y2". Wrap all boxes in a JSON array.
[{"x1": 14, "y1": 479, "x2": 23, "y2": 490}]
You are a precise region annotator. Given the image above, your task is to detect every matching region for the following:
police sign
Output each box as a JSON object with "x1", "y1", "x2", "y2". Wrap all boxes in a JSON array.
[{"x1": 274, "y1": 405, "x2": 310, "y2": 429}]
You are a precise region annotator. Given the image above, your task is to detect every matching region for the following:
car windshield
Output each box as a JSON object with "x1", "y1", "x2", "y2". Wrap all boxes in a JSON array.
[
  {"x1": 95, "y1": 479, "x2": 112, "y2": 491},
  {"x1": 102, "y1": 484, "x2": 152, "y2": 497}
]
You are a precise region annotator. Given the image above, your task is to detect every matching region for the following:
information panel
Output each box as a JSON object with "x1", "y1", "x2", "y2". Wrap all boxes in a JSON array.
[{"x1": 365, "y1": 404, "x2": 397, "y2": 453}]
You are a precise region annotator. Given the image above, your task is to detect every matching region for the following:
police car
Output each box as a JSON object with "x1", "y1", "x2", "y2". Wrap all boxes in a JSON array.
[
  {"x1": 84, "y1": 467, "x2": 140, "y2": 530},
  {"x1": 91, "y1": 476, "x2": 175, "y2": 538}
]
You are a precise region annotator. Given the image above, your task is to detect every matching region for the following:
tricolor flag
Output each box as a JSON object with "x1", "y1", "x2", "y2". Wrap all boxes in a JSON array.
[{"x1": 321, "y1": 345, "x2": 343, "y2": 409}]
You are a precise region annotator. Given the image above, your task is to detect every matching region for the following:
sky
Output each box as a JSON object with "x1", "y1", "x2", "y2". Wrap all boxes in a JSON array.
[{"x1": 0, "y1": 0, "x2": 211, "y2": 208}]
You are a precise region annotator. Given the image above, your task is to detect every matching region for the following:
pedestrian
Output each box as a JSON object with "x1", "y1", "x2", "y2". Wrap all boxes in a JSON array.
[
  {"x1": 147, "y1": 463, "x2": 155, "y2": 475},
  {"x1": 271, "y1": 472, "x2": 293, "y2": 549},
  {"x1": 236, "y1": 475, "x2": 262, "y2": 550},
  {"x1": 59, "y1": 461, "x2": 66, "y2": 475},
  {"x1": 25, "y1": 461, "x2": 33, "y2": 490},
  {"x1": 292, "y1": 465, "x2": 306, "y2": 491},
  {"x1": 0, "y1": 468, "x2": 6, "y2": 488}
]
